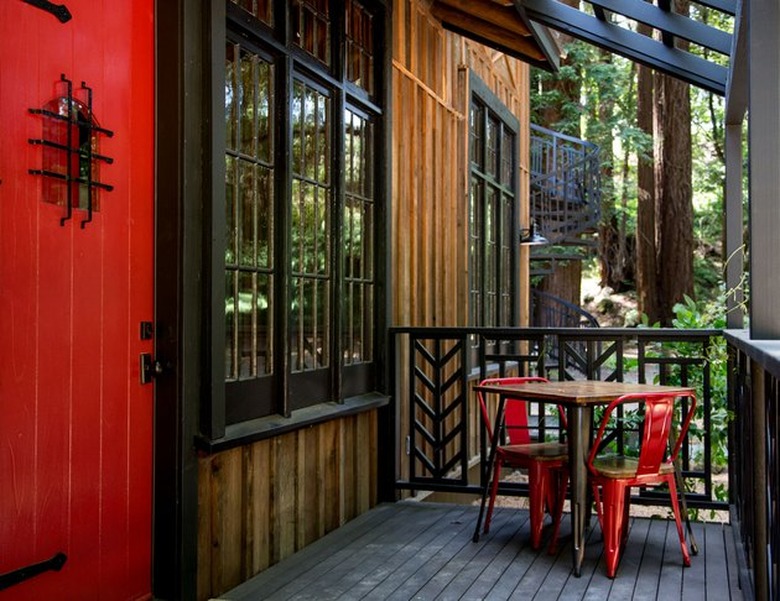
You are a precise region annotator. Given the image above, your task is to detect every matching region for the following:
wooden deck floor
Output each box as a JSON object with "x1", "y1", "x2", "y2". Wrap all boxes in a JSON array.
[{"x1": 216, "y1": 501, "x2": 745, "y2": 601}]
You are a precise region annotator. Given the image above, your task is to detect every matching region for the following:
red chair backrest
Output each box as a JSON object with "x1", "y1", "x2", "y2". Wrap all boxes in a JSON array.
[
  {"x1": 588, "y1": 391, "x2": 697, "y2": 478},
  {"x1": 477, "y1": 376, "x2": 550, "y2": 445}
]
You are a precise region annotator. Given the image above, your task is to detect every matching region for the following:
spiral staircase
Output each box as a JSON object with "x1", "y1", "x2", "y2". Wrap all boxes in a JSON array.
[{"x1": 529, "y1": 123, "x2": 601, "y2": 276}]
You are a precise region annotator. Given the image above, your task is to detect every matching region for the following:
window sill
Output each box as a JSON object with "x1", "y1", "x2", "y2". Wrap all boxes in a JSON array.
[{"x1": 195, "y1": 392, "x2": 391, "y2": 454}]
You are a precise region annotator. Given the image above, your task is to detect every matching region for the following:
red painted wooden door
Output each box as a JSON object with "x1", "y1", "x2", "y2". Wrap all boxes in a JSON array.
[{"x1": 0, "y1": 2, "x2": 154, "y2": 599}]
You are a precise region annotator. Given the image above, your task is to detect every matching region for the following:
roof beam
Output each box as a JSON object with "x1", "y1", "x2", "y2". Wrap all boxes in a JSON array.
[
  {"x1": 432, "y1": 2, "x2": 550, "y2": 67},
  {"x1": 518, "y1": 0, "x2": 728, "y2": 94},
  {"x1": 586, "y1": 0, "x2": 732, "y2": 55},
  {"x1": 725, "y1": 0, "x2": 746, "y2": 122},
  {"x1": 435, "y1": 0, "x2": 533, "y2": 37}
]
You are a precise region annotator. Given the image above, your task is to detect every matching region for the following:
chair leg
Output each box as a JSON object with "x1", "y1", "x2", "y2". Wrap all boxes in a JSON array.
[
  {"x1": 599, "y1": 479, "x2": 629, "y2": 578},
  {"x1": 483, "y1": 459, "x2": 503, "y2": 535},
  {"x1": 666, "y1": 475, "x2": 692, "y2": 568},
  {"x1": 527, "y1": 461, "x2": 549, "y2": 550},
  {"x1": 546, "y1": 468, "x2": 568, "y2": 555}
]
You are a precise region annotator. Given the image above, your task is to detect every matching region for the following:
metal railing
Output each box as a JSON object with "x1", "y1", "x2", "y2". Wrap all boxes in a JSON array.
[
  {"x1": 530, "y1": 124, "x2": 601, "y2": 247},
  {"x1": 389, "y1": 326, "x2": 727, "y2": 512},
  {"x1": 726, "y1": 331, "x2": 780, "y2": 600}
]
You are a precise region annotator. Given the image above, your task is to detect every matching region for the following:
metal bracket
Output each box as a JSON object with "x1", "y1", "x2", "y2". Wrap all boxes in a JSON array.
[
  {"x1": 0, "y1": 553, "x2": 67, "y2": 591},
  {"x1": 140, "y1": 321, "x2": 154, "y2": 340},
  {"x1": 22, "y1": 0, "x2": 72, "y2": 23}
]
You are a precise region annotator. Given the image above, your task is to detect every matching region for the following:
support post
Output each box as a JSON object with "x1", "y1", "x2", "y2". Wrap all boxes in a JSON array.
[{"x1": 748, "y1": 0, "x2": 780, "y2": 338}]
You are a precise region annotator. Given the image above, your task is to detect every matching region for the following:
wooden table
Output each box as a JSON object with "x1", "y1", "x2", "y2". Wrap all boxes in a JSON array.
[{"x1": 474, "y1": 380, "x2": 695, "y2": 576}]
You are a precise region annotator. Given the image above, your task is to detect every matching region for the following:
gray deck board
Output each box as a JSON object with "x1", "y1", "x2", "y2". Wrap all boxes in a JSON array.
[{"x1": 217, "y1": 501, "x2": 745, "y2": 601}]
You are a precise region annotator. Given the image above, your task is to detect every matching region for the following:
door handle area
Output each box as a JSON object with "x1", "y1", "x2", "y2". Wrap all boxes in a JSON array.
[{"x1": 140, "y1": 353, "x2": 167, "y2": 384}]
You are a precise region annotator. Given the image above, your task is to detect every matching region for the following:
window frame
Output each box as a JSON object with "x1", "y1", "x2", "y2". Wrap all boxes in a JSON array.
[
  {"x1": 468, "y1": 72, "x2": 521, "y2": 333},
  {"x1": 204, "y1": 0, "x2": 388, "y2": 438}
]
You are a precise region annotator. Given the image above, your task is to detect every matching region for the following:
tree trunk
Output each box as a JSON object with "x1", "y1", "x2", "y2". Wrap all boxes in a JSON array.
[
  {"x1": 538, "y1": 260, "x2": 583, "y2": 313},
  {"x1": 653, "y1": 0, "x2": 694, "y2": 324},
  {"x1": 635, "y1": 20, "x2": 659, "y2": 321}
]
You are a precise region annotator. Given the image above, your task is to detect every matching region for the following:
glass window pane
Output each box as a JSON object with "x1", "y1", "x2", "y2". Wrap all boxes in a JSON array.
[
  {"x1": 343, "y1": 109, "x2": 374, "y2": 366},
  {"x1": 256, "y1": 274, "x2": 272, "y2": 375},
  {"x1": 470, "y1": 103, "x2": 482, "y2": 168},
  {"x1": 225, "y1": 41, "x2": 275, "y2": 386},
  {"x1": 257, "y1": 61, "x2": 273, "y2": 161},
  {"x1": 239, "y1": 51, "x2": 257, "y2": 157},
  {"x1": 225, "y1": 271, "x2": 237, "y2": 380},
  {"x1": 238, "y1": 271, "x2": 255, "y2": 379},
  {"x1": 487, "y1": 116, "x2": 499, "y2": 178},
  {"x1": 291, "y1": 81, "x2": 332, "y2": 373},
  {"x1": 239, "y1": 160, "x2": 256, "y2": 266},
  {"x1": 230, "y1": 0, "x2": 273, "y2": 25},
  {"x1": 293, "y1": 0, "x2": 331, "y2": 65},
  {"x1": 501, "y1": 129, "x2": 514, "y2": 186},
  {"x1": 225, "y1": 43, "x2": 238, "y2": 152},
  {"x1": 345, "y1": 0, "x2": 375, "y2": 94},
  {"x1": 257, "y1": 165, "x2": 273, "y2": 269},
  {"x1": 225, "y1": 155, "x2": 237, "y2": 265}
]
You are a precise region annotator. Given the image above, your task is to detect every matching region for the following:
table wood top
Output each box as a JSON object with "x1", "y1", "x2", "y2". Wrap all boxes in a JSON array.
[{"x1": 474, "y1": 380, "x2": 695, "y2": 406}]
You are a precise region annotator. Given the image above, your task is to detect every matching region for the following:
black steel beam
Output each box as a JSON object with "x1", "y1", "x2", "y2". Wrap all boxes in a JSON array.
[
  {"x1": 657, "y1": 0, "x2": 675, "y2": 47},
  {"x1": 587, "y1": 0, "x2": 732, "y2": 55},
  {"x1": 518, "y1": 0, "x2": 727, "y2": 95}
]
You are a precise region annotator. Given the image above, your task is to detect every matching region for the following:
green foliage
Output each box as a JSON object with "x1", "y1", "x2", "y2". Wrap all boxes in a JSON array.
[{"x1": 670, "y1": 295, "x2": 730, "y2": 481}]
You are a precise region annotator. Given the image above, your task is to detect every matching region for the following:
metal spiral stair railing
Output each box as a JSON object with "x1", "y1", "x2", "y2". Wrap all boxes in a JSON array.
[{"x1": 529, "y1": 123, "x2": 601, "y2": 254}]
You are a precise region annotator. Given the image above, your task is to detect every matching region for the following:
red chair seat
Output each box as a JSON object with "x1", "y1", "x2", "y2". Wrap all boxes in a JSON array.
[
  {"x1": 591, "y1": 455, "x2": 676, "y2": 479},
  {"x1": 502, "y1": 442, "x2": 568, "y2": 461}
]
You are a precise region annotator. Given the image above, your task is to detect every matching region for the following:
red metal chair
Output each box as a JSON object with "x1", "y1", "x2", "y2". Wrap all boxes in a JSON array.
[
  {"x1": 587, "y1": 391, "x2": 697, "y2": 578},
  {"x1": 474, "y1": 377, "x2": 568, "y2": 552}
]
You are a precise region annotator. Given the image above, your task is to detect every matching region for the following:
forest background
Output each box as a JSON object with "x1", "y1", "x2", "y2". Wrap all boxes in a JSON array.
[{"x1": 529, "y1": 1, "x2": 741, "y2": 332}]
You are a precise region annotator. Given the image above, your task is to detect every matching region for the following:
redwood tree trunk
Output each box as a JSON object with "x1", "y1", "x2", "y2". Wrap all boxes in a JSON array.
[
  {"x1": 635, "y1": 22, "x2": 659, "y2": 321},
  {"x1": 653, "y1": 0, "x2": 694, "y2": 324},
  {"x1": 655, "y1": 71, "x2": 694, "y2": 322},
  {"x1": 538, "y1": 260, "x2": 582, "y2": 314}
]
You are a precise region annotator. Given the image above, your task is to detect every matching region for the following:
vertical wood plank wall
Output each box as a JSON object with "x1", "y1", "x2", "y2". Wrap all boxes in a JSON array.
[
  {"x1": 392, "y1": 0, "x2": 532, "y2": 488},
  {"x1": 197, "y1": 412, "x2": 378, "y2": 599}
]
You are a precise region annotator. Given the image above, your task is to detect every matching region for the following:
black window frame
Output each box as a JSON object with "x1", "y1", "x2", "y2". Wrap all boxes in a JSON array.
[
  {"x1": 468, "y1": 72, "x2": 521, "y2": 335},
  {"x1": 204, "y1": 0, "x2": 388, "y2": 438}
]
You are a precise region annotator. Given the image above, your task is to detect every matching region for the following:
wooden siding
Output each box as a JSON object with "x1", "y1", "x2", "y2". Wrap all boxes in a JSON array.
[
  {"x1": 392, "y1": 0, "x2": 532, "y2": 329},
  {"x1": 392, "y1": 0, "x2": 533, "y2": 493},
  {"x1": 197, "y1": 411, "x2": 378, "y2": 600}
]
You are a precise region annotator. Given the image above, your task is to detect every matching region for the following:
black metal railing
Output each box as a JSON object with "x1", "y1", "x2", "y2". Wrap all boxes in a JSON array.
[
  {"x1": 529, "y1": 124, "x2": 601, "y2": 248},
  {"x1": 726, "y1": 331, "x2": 780, "y2": 601},
  {"x1": 389, "y1": 326, "x2": 727, "y2": 513}
]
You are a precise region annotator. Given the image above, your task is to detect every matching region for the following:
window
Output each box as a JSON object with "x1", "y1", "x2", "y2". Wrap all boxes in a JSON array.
[
  {"x1": 468, "y1": 75, "x2": 519, "y2": 331},
  {"x1": 222, "y1": 0, "x2": 384, "y2": 424}
]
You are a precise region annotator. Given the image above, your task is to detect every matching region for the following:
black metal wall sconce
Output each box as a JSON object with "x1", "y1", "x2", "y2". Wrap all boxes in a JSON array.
[
  {"x1": 28, "y1": 73, "x2": 114, "y2": 228},
  {"x1": 520, "y1": 220, "x2": 549, "y2": 246}
]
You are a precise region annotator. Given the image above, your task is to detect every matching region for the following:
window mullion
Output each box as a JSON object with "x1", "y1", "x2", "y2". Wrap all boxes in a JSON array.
[
  {"x1": 332, "y1": 87, "x2": 346, "y2": 402},
  {"x1": 276, "y1": 53, "x2": 293, "y2": 417}
]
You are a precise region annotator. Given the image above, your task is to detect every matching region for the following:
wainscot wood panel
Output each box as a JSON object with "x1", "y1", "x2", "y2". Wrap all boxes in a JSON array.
[{"x1": 197, "y1": 412, "x2": 379, "y2": 601}]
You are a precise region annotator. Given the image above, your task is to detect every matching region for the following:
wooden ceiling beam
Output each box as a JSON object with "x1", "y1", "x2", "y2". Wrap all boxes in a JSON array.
[
  {"x1": 435, "y1": 0, "x2": 533, "y2": 37},
  {"x1": 432, "y1": 4, "x2": 548, "y2": 63}
]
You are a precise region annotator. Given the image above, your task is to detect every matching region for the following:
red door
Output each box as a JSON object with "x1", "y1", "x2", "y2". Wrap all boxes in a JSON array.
[{"x1": 0, "y1": 2, "x2": 154, "y2": 599}]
